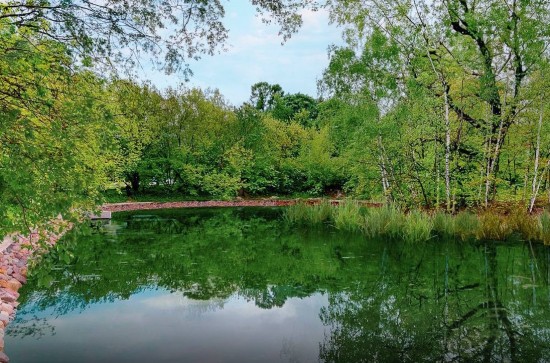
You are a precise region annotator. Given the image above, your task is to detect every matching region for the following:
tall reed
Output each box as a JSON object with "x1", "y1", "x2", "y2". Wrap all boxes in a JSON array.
[
  {"x1": 283, "y1": 201, "x2": 550, "y2": 245},
  {"x1": 476, "y1": 212, "x2": 512, "y2": 240},
  {"x1": 283, "y1": 202, "x2": 310, "y2": 225},
  {"x1": 402, "y1": 210, "x2": 434, "y2": 243},
  {"x1": 284, "y1": 201, "x2": 332, "y2": 225},
  {"x1": 539, "y1": 211, "x2": 550, "y2": 245},
  {"x1": 333, "y1": 200, "x2": 363, "y2": 232},
  {"x1": 432, "y1": 211, "x2": 455, "y2": 238},
  {"x1": 453, "y1": 212, "x2": 479, "y2": 241}
]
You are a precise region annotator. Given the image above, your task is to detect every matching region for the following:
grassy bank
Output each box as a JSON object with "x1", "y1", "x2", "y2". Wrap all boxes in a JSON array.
[{"x1": 284, "y1": 201, "x2": 550, "y2": 245}]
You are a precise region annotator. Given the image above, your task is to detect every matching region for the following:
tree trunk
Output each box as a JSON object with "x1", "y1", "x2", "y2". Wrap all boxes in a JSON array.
[
  {"x1": 130, "y1": 172, "x2": 140, "y2": 194},
  {"x1": 444, "y1": 90, "x2": 452, "y2": 212},
  {"x1": 529, "y1": 101, "x2": 544, "y2": 212}
]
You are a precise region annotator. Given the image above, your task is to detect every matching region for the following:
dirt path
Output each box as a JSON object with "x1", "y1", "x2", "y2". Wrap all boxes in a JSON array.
[
  {"x1": 102, "y1": 199, "x2": 301, "y2": 212},
  {"x1": 102, "y1": 199, "x2": 385, "y2": 213}
]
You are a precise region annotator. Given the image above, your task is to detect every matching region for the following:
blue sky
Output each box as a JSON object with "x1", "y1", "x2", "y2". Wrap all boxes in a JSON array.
[{"x1": 144, "y1": 3, "x2": 343, "y2": 106}]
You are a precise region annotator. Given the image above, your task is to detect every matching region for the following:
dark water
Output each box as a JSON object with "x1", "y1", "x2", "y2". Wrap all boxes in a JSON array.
[{"x1": 5, "y1": 208, "x2": 550, "y2": 362}]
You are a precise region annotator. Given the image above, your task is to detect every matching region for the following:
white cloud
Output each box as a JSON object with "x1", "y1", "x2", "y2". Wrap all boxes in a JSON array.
[{"x1": 137, "y1": 3, "x2": 343, "y2": 105}]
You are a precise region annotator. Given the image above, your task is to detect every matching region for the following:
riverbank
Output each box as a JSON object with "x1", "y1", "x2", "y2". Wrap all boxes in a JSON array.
[
  {"x1": 0, "y1": 221, "x2": 71, "y2": 362},
  {"x1": 102, "y1": 199, "x2": 383, "y2": 212}
]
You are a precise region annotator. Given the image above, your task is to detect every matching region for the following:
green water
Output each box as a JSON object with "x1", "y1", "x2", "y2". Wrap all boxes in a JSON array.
[{"x1": 5, "y1": 208, "x2": 550, "y2": 362}]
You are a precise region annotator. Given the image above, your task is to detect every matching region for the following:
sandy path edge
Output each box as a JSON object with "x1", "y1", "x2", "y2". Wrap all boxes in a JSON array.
[{"x1": 102, "y1": 199, "x2": 301, "y2": 212}]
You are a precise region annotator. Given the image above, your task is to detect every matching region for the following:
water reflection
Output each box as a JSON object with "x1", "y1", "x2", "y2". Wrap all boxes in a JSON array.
[{"x1": 6, "y1": 208, "x2": 550, "y2": 362}]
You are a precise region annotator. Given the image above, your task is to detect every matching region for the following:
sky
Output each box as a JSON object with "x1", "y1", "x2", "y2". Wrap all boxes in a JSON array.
[{"x1": 143, "y1": 3, "x2": 343, "y2": 106}]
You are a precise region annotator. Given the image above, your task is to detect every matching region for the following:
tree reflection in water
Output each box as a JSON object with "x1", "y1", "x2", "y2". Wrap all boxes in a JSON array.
[
  {"x1": 8, "y1": 208, "x2": 550, "y2": 362},
  {"x1": 319, "y1": 242, "x2": 550, "y2": 362}
]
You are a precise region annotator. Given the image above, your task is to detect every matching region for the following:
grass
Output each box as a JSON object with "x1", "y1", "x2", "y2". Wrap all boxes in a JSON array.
[
  {"x1": 333, "y1": 201, "x2": 363, "y2": 232},
  {"x1": 284, "y1": 200, "x2": 550, "y2": 245},
  {"x1": 539, "y1": 211, "x2": 550, "y2": 245},
  {"x1": 402, "y1": 210, "x2": 434, "y2": 243}
]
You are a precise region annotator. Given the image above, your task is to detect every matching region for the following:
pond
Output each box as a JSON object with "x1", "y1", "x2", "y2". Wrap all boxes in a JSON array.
[{"x1": 5, "y1": 208, "x2": 550, "y2": 362}]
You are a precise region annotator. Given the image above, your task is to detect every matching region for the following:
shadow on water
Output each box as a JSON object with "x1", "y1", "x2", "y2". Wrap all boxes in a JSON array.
[{"x1": 7, "y1": 207, "x2": 550, "y2": 362}]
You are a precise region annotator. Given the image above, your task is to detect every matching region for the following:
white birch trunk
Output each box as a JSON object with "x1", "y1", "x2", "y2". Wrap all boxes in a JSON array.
[
  {"x1": 443, "y1": 89, "x2": 451, "y2": 212},
  {"x1": 529, "y1": 101, "x2": 545, "y2": 212}
]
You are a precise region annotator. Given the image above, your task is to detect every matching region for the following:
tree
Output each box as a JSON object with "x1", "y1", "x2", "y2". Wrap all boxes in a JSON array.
[
  {"x1": 249, "y1": 82, "x2": 284, "y2": 111},
  {"x1": 271, "y1": 92, "x2": 319, "y2": 126},
  {"x1": 0, "y1": 24, "x2": 116, "y2": 234},
  {"x1": 1, "y1": 0, "x2": 312, "y2": 74},
  {"x1": 322, "y1": 0, "x2": 550, "y2": 205}
]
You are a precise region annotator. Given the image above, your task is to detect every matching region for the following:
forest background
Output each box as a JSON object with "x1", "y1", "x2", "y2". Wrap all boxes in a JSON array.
[{"x1": 1, "y1": 0, "x2": 549, "y2": 236}]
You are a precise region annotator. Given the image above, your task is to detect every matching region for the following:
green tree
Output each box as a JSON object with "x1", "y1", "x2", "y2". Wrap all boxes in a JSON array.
[
  {"x1": 1, "y1": 1, "x2": 310, "y2": 73},
  {"x1": 0, "y1": 24, "x2": 116, "y2": 234},
  {"x1": 250, "y1": 82, "x2": 284, "y2": 111}
]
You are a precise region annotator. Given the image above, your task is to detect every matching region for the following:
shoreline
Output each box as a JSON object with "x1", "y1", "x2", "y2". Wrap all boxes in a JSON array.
[
  {"x1": 0, "y1": 220, "x2": 71, "y2": 362},
  {"x1": 102, "y1": 199, "x2": 383, "y2": 213}
]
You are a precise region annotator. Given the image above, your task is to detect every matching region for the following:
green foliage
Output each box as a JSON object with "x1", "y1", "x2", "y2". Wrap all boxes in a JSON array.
[
  {"x1": 0, "y1": 24, "x2": 116, "y2": 235},
  {"x1": 284, "y1": 200, "x2": 333, "y2": 225},
  {"x1": 361, "y1": 205, "x2": 403, "y2": 238},
  {"x1": 1, "y1": 1, "x2": 307, "y2": 74}
]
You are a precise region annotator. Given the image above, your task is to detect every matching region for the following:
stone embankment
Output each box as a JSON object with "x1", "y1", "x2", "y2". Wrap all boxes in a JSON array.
[{"x1": 0, "y1": 222, "x2": 69, "y2": 363}]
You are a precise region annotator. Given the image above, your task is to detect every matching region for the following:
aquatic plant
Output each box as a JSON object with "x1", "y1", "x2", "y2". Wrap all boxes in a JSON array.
[
  {"x1": 309, "y1": 200, "x2": 333, "y2": 225},
  {"x1": 283, "y1": 201, "x2": 550, "y2": 245},
  {"x1": 508, "y1": 208, "x2": 539, "y2": 241},
  {"x1": 539, "y1": 210, "x2": 550, "y2": 245},
  {"x1": 283, "y1": 202, "x2": 310, "y2": 225},
  {"x1": 432, "y1": 211, "x2": 455, "y2": 238},
  {"x1": 453, "y1": 212, "x2": 479, "y2": 241},
  {"x1": 333, "y1": 200, "x2": 363, "y2": 232},
  {"x1": 402, "y1": 210, "x2": 434, "y2": 243},
  {"x1": 476, "y1": 212, "x2": 513, "y2": 240},
  {"x1": 362, "y1": 205, "x2": 402, "y2": 238}
]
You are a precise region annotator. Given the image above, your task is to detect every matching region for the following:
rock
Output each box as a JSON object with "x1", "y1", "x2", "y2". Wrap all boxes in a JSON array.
[
  {"x1": 0, "y1": 305, "x2": 13, "y2": 315},
  {"x1": 0, "y1": 314, "x2": 8, "y2": 327},
  {"x1": 11, "y1": 274, "x2": 25, "y2": 285},
  {"x1": 0, "y1": 336, "x2": 4, "y2": 350},
  {"x1": 5, "y1": 280, "x2": 21, "y2": 292},
  {"x1": 0, "y1": 289, "x2": 18, "y2": 303},
  {"x1": 0, "y1": 351, "x2": 9, "y2": 362}
]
